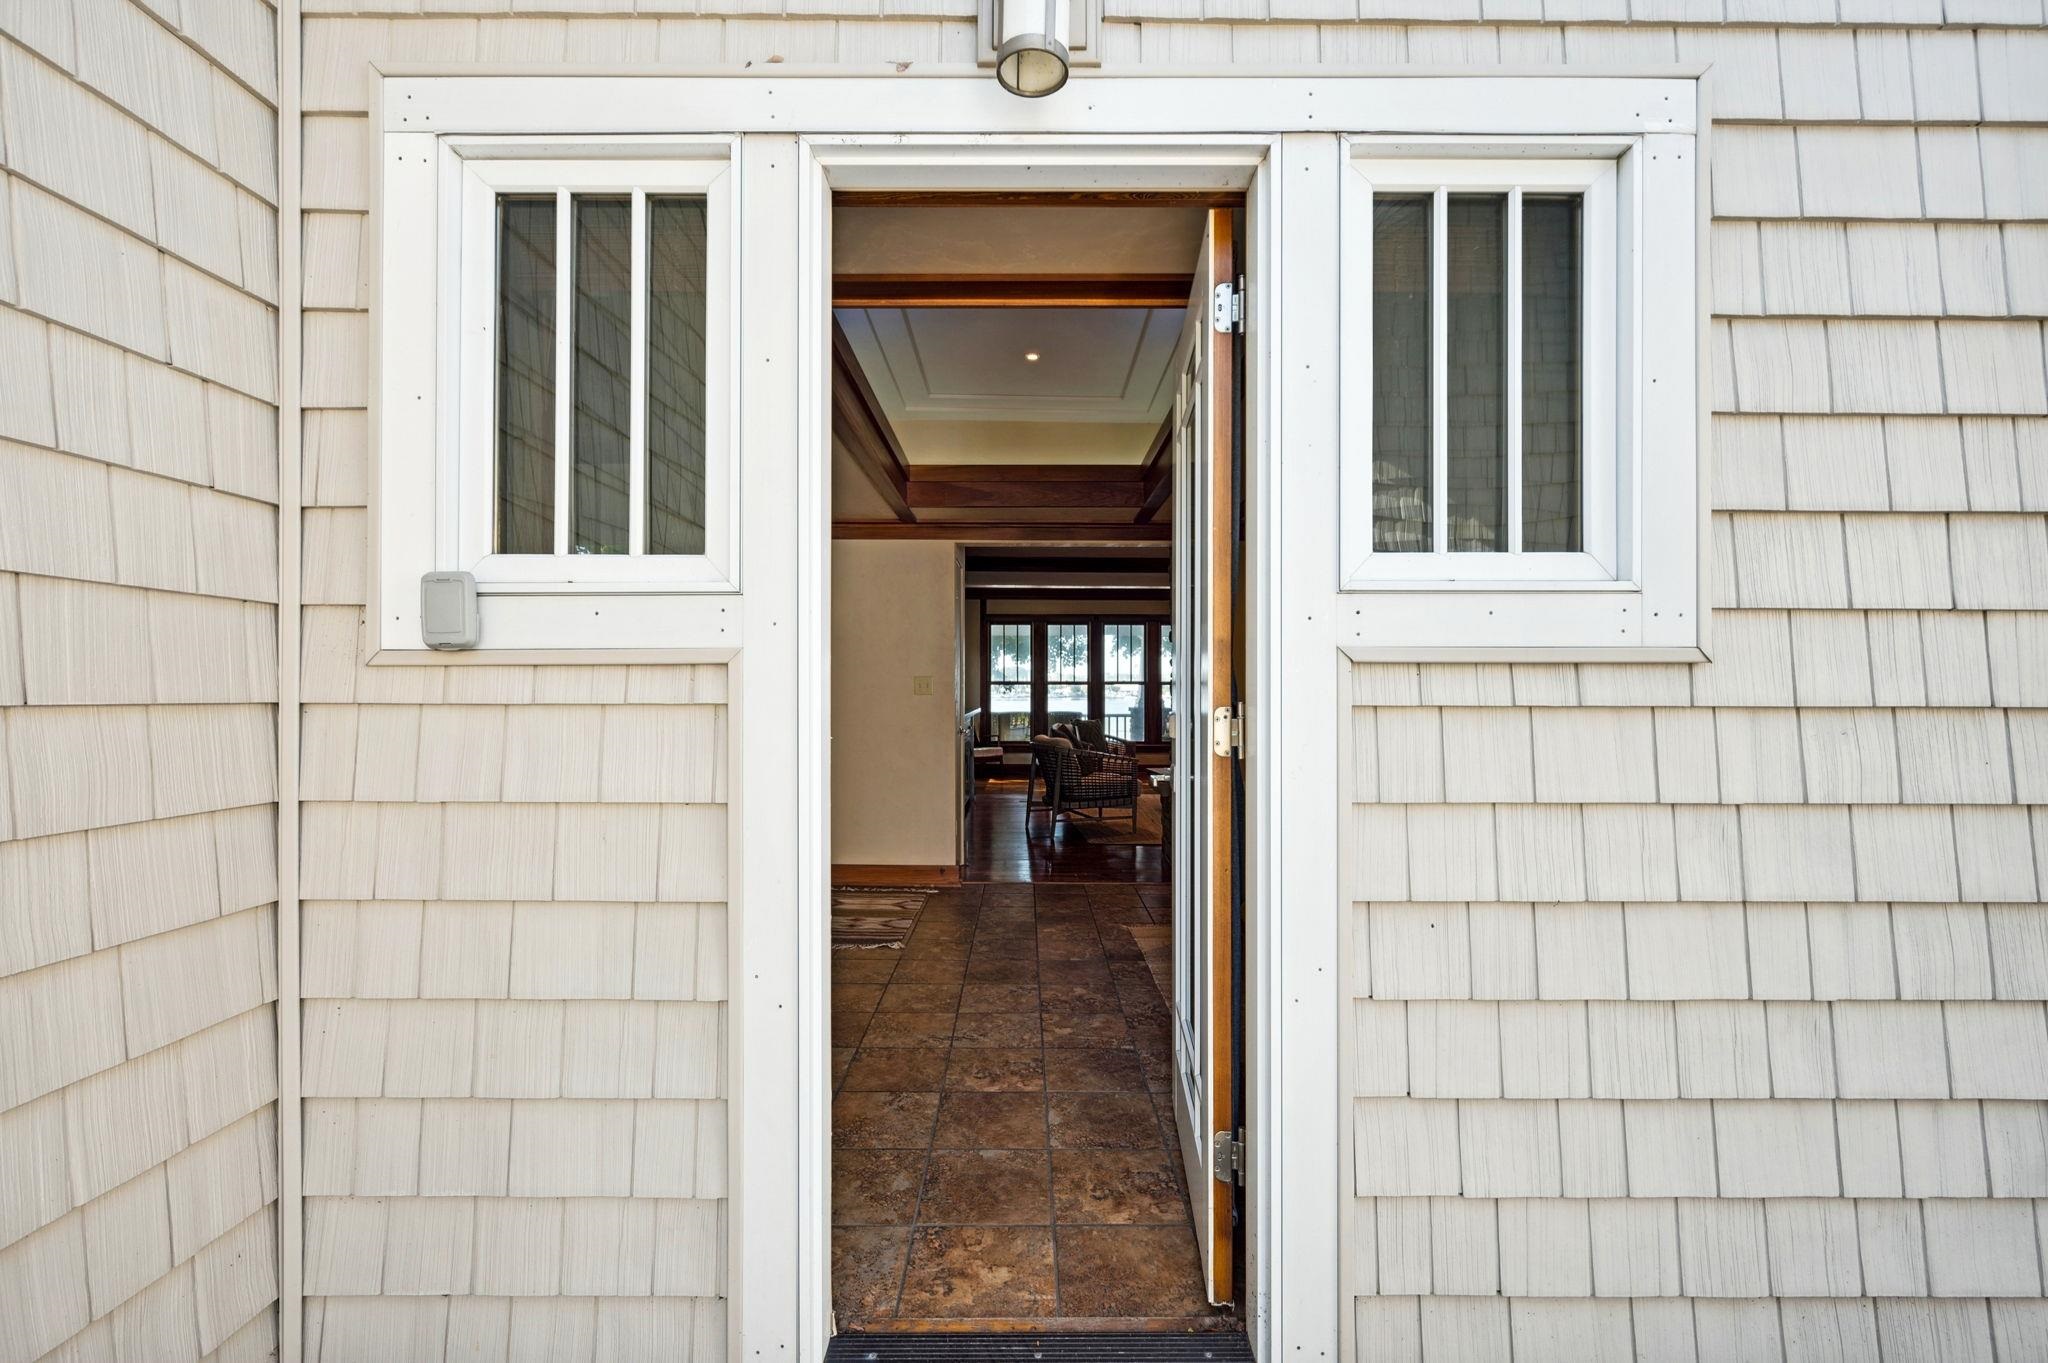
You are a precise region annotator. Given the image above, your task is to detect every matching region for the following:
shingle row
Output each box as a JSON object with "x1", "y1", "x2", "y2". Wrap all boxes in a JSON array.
[
  {"x1": 1714, "y1": 416, "x2": 2048, "y2": 513},
  {"x1": 301, "y1": 802, "x2": 728, "y2": 904},
  {"x1": 1353, "y1": 802, "x2": 2041, "y2": 902},
  {"x1": 1355, "y1": 1295, "x2": 2047, "y2": 1363},
  {"x1": 303, "y1": 1099, "x2": 725, "y2": 1201},
  {"x1": 1350, "y1": 610, "x2": 2048, "y2": 709},
  {"x1": 1355, "y1": 902, "x2": 2048, "y2": 1001},
  {"x1": 304, "y1": 1196, "x2": 724, "y2": 1299},
  {"x1": 301, "y1": 998, "x2": 725, "y2": 1102},
  {"x1": 300, "y1": 704, "x2": 726, "y2": 806},
  {"x1": 303, "y1": 1293, "x2": 725, "y2": 1363}
]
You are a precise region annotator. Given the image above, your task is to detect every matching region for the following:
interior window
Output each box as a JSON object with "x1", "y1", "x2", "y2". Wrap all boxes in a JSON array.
[
  {"x1": 1101, "y1": 622, "x2": 1147, "y2": 742},
  {"x1": 988, "y1": 621, "x2": 1034, "y2": 744}
]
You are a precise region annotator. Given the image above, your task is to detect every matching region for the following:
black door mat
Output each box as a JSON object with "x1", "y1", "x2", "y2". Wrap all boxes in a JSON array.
[{"x1": 826, "y1": 1334, "x2": 1256, "y2": 1363}]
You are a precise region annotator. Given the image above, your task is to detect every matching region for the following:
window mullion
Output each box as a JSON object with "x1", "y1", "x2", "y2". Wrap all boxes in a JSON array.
[
  {"x1": 1506, "y1": 186, "x2": 1524, "y2": 556},
  {"x1": 551, "y1": 188, "x2": 573, "y2": 557},
  {"x1": 1430, "y1": 185, "x2": 1448, "y2": 557},
  {"x1": 628, "y1": 189, "x2": 649, "y2": 556}
]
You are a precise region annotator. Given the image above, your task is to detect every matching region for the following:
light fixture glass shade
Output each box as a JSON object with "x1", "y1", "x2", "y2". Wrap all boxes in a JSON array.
[{"x1": 996, "y1": 0, "x2": 1071, "y2": 97}]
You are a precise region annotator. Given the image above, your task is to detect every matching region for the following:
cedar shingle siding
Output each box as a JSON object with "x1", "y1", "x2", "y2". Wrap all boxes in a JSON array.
[
  {"x1": 4, "y1": 0, "x2": 2047, "y2": 1356},
  {"x1": 0, "y1": 0, "x2": 282, "y2": 1359}
]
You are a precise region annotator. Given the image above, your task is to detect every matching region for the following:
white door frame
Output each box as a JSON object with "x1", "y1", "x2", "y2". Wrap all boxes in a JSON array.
[
  {"x1": 364, "y1": 67, "x2": 1699, "y2": 1363},
  {"x1": 796, "y1": 134, "x2": 1332, "y2": 1361}
]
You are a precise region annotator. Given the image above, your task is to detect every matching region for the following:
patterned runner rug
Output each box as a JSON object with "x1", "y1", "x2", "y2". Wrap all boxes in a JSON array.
[{"x1": 830, "y1": 889, "x2": 929, "y2": 950}]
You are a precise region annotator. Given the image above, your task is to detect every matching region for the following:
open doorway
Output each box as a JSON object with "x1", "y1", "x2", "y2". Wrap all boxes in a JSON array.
[{"x1": 825, "y1": 195, "x2": 1248, "y2": 1337}]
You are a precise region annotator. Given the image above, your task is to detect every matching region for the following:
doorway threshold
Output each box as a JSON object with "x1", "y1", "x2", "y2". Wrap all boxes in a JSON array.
[{"x1": 826, "y1": 1332, "x2": 1254, "y2": 1363}]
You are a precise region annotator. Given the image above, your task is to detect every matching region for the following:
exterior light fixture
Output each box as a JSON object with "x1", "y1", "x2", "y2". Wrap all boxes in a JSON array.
[{"x1": 995, "y1": 0, "x2": 1071, "y2": 97}]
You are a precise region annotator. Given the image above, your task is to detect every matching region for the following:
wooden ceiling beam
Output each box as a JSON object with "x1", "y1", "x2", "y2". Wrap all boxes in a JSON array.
[
  {"x1": 904, "y1": 463, "x2": 1146, "y2": 511},
  {"x1": 1134, "y1": 416, "x2": 1174, "y2": 524},
  {"x1": 834, "y1": 521, "x2": 1171, "y2": 543},
  {"x1": 830, "y1": 318, "x2": 914, "y2": 523},
  {"x1": 833, "y1": 274, "x2": 1192, "y2": 308}
]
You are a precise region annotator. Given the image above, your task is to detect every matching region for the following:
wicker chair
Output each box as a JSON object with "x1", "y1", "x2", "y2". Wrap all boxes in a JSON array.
[
  {"x1": 1028, "y1": 736, "x2": 1141, "y2": 836},
  {"x1": 1071, "y1": 718, "x2": 1131, "y2": 757}
]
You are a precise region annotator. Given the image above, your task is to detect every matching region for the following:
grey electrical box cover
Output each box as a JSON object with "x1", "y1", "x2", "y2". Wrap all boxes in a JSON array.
[{"x1": 421, "y1": 571, "x2": 480, "y2": 650}]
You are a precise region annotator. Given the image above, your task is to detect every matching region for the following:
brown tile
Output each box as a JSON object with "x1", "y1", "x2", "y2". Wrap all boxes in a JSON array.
[
  {"x1": 862, "y1": 1011, "x2": 957, "y2": 1047},
  {"x1": 895, "y1": 956, "x2": 968, "y2": 983},
  {"x1": 944, "y1": 1049, "x2": 1045, "y2": 1093},
  {"x1": 959, "y1": 983, "x2": 1039, "y2": 1013},
  {"x1": 1043, "y1": 1047, "x2": 1146, "y2": 1093},
  {"x1": 832, "y1": 1047, "x2": 855, "y2": 1087},
  {"x1": 1054, "y1": 1225, "x2": 1209, "y2": 1318},
  {"x1": 832, "y1": 1225, "x2": 910, "y2": 1323},
  {"x1": 952, "y1": 1011, "x2": 1042, "y2": 1048},
  {"x1": 1040, "y1": 982, "x2": 1120, "y2": 1013},
  {"x1": 1037, "y1": 930, "x2": 1103, "y2": 961},
  {"x1": 967, "y1": 957, "x2": 1038, "y2": 983},
  {"x1": 842, "y1": 1047, "x2": 951, "y2": 1092},
  {"x1": 933, "y1": 1092, "x2": 1048, "y2": 1149},
  {"x1": 833, "y1": 1090, "x2": 940, "y2": 1149},
  {"x1": 1040, "y1": 1012, "x2": 1131, "y2": 1049},
  {"x1": 832, "y1": 1009, "x2": 872, "y2": 1047},
  {"x1": 1051, "y1": 1149, "x2": 1187, "y2": 1225},
  {"x1": 832, "y1": 983, "x2": 885, "y2": 1011},
  {"x1": 898, "y1": 1226, "x2": 1056, "y2": 1318},
  {"x1": 878, "y1": 981, "x2": 963, "y2": 1012},
  {"x1": 1049, "y1": 1093, "x2": 1163, "y2": 1149},
  {"x1": 1039, "y1": 959, "x2": 1113, "y2": 985},
  {"x1": 833, "y1": 953, "x2": 899, "y2": 983},
  {"x1": 918, "y1": 1149, "x2": 1051, "y2": 1225},
  {"x1": 834, "y1": 1149, "x2": 926, "y2": 1225}
]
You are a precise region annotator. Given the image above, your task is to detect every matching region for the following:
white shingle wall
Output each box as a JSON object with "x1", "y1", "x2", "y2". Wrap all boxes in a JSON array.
[
  {"x1": 286, "y1": 2, "x2": 2044, "y2": 1358},
  {"x1": 0, "y1": 0, "x2": 282, "y2": 1357},
  {"x1": 291, "y1": 10, "x2": 735, "y2": 1330}
]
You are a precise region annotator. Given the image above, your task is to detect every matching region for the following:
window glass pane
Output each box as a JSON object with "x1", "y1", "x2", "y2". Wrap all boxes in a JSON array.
[
  {"x1": 1158, "y1": 624, "x2": 1174, "y2": 684},
  {"x1": 990, "y1": 685, "x2": 1033, "y2": 743},
  {"x1": 1372, "y1": 196, "x2": 1432, "y2": 553},
  {"x1": 1046, "y1": 622, "x2": 1090, "y2": 730},
  {"x1": 1523, "y1": 194, "x2": 1583, "y2": 553},
  {"x1": 1104, "y1": 684, "x2": 1145, "y2": 742},
  {"x1": 572, "y1": 196, "x2": 632, "y2": 554},
  {"x1": 989, "y1": 623, "x2": 1033, "y2": 683},
  {"x1": 495, "y1": 196, "x2": 556, "y2": 554},
  {"x1": 988, "y1": 623, "x2": 1033, "y2": 743},
  {"x1": 647, "y1": 197, "x2": 709, "y2": 555},
  {"x1": 1447, "y1": 193, "x2": 1506, "y2": 553},
  {"x1": 1102, "y1": 623, "x2": 1145, "y2": 682}
]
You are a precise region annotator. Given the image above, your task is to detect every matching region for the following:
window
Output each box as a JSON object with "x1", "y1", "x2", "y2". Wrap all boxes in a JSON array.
[
  {"x1": 980, "y1": 617, "x2": 1171, "y2": 746},
  {"x1": 1339, "y1": 137, "x2": 1701, "y2": 655},
  {"x1": 377, "y1": 138, "x2": 737, "y2": 652}
]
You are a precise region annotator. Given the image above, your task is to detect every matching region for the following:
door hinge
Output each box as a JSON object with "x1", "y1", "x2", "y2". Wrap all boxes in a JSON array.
[
  {"x1": 1212, "y1": 1129, "x2": 1245, "y2": 1184},
  {"x1": 1210, "y1": 281, "x2": 1241, "y2": 334},
  {"x1": 1210, "y1": 703, "x2": 1243, "y2": 758}
]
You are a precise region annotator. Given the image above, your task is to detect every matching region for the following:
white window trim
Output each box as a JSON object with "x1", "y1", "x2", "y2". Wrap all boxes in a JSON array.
[
  {"x1": 1337, "y1": 133, "x2": 1702, "y2": 653},
  {"x1": 378, "y1": 133, "x2": 742, "y2": 654}
]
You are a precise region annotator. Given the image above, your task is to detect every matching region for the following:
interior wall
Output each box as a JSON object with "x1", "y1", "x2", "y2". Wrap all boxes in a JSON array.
[{"x1": 831, "y1": 541, "x2": 961, "y2": 868}]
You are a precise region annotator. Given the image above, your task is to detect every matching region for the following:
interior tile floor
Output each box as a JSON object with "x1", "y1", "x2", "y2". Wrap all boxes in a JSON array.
[{"x1": 830, "y1": 882, "x2": 1235, "y2": 1332}]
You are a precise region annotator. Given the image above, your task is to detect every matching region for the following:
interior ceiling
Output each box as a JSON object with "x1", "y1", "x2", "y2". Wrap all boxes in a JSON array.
[
  {"x1": 834, "y1": 205, "x2": 1206, "y2": 276},
  {"x1": 831, "y1": 200, "x2": 1205, "y2": 533},
  {"x1": 835, "y1": 306, "x2": 1182, "y2": 465}
]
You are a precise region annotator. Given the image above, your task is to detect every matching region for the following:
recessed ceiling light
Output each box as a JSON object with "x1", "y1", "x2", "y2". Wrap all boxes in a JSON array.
[{"x1": 1023, "y1": 351, "x2": 1041, "y2": 362}]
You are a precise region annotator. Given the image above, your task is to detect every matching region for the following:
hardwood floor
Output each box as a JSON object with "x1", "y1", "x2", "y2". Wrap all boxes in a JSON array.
[{"x1": 964, "y1": 780, "x2": 1168, "y2": 884}]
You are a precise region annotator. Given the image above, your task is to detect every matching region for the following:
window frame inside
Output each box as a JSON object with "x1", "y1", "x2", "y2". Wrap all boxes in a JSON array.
[
  {"x1": 1346, "y1": 151, "x2": 1622, "y2": 587},
  {"x1": 451, "y1": 148, "x2": 738, "y2": 594},
  {"x1": 979, "y1": 614, "x2": 1172, "y2": 750}
]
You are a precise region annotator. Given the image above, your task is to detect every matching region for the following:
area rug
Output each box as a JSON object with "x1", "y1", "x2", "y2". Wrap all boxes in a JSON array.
[
  {"x1": 830, "y1": 889, "x2": 928, "y2": 950},
  {"x1": 1078, "y1": 792, "x2": 1164, "y2": 846}
]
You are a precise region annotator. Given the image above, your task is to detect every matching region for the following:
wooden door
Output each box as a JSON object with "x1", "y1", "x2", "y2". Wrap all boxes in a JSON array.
[{"x1": 1168, "y1": 207, "x2": 1239, "y2": 1307}]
